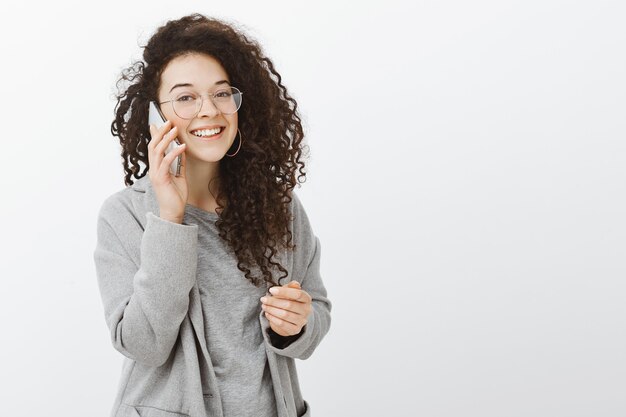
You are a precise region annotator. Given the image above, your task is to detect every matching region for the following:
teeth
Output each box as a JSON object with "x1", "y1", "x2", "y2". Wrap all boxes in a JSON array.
[{"x1": 192, "y1": 127, "x2": 222, "y2": 137}]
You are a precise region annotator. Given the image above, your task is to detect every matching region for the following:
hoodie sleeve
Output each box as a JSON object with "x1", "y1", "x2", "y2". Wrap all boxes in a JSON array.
[
  {"x1": 93, "y1": 193, "x2": 199, "y2": 367},
  {"x1": 260, "y1": 193, "x2": 332, "y2": 359}
]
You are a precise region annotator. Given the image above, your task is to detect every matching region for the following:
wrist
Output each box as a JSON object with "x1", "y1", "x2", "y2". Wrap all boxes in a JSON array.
[{"x1": 267, "y1": 327, "x2": 304, "y2": 348}]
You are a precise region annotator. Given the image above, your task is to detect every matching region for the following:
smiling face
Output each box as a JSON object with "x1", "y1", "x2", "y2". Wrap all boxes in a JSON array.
[{"x1": 157, "y1": 52, "x2": 239, "y2": 163}]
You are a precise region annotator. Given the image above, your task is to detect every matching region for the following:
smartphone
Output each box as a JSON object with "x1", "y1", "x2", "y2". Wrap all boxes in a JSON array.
[{"x1": 148, "y1": 101, "x2": 182, "y2": 177}]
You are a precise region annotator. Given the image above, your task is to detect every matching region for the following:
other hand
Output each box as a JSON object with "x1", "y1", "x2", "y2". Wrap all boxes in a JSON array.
[{"x1": 261, "y1": 280, "x2": 312, "y2": 337}]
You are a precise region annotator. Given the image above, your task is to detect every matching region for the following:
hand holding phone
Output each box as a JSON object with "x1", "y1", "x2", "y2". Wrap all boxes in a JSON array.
[
  {"x1": 149, "y1": 101, "x2": 183, "y2": 177},
  {"x1": 147, "y1": 102, "x2": 189, "y2": 223}
]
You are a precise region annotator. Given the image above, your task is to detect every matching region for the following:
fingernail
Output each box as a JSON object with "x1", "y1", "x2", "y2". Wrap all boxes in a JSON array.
[
  {"x1": 260, "y1": 297, "x2": 267, "y2": 303},
  {"x1": 269, "y1": 287, "x2": 278, "y2": 295}
]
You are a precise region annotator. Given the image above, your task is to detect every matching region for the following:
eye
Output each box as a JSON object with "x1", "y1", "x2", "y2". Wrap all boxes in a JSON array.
[
  {"x1": 176, "y1": 95, "x2": 194, "y2": 102},
  {"x1": 215, "y1": 90, "x2": 231, "y2": 98}
]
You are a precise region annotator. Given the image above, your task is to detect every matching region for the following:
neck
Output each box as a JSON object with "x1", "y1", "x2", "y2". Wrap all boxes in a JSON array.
[{"x1": 185, "y1": 157, "x2": 221, "y2": 208}]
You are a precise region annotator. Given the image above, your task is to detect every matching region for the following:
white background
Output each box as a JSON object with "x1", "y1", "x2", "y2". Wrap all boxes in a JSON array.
[{"x1": 1, "y1": 1, "x2": 625, "y2": 416}]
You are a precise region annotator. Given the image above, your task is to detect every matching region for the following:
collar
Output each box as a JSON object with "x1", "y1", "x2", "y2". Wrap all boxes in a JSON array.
[{"x1": 129, "y1": 175, "x2": 161, "y2": 222}]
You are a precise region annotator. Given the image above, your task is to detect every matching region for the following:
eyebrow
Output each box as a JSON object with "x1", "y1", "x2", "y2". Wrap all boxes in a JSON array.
[{"x1": 169, "y1": 80, "x2": 230, "y2": 93}]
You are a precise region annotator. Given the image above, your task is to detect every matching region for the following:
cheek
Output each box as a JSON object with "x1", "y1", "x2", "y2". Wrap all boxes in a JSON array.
[
  {"x1": 226, "y1": 117, "x2": 238, "y2": 139},
  {"x1": 175, "y1": 120, "x2": 192, "y2": 139},
  {"x1": 228, "y1": 114, "x2": 238, "y2": 129}
]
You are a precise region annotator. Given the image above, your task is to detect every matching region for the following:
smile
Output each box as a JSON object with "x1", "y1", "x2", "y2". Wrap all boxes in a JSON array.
[{"x1": 190, "y1": 127, "x2": 225, "y2": 141}]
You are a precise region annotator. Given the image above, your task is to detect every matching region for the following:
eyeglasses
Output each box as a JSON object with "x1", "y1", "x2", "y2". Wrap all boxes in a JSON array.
[{"x1": 158, "y1": 86, "x2": 243, "y2": 119}]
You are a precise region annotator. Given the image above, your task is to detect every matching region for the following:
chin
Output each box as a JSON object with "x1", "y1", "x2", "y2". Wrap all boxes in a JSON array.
[{"x1": 187, "y1": 148, "x2": 228, "y2": 163}]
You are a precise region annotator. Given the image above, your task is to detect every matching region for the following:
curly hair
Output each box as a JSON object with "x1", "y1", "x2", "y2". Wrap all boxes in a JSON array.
[{"x1": 110, "y1": 13, "x2": 309, "y2": 288}]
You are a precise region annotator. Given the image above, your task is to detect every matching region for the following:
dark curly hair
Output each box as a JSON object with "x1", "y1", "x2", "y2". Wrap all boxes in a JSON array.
[{"x1": 110, "y1": 13, "x2": 309, "y2": 288}]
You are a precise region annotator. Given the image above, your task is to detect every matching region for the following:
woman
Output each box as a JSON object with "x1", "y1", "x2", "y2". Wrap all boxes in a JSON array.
[{"x1": 93, "y1": 13, "x2": 331, "y2": 417}]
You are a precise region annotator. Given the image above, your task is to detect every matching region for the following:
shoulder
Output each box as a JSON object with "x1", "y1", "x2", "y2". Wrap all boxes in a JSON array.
[
  {"x1": 289, "y1": 189, "x2": 312, "y2": 230},
  {"x1": 288, "y1": 189, "x2": 318, "y2": 261},
  {"x1": 289, "y1": 189, "x2": 305, "y2": 216},
  {"x1": 97, "y1": 176, "x2": 153, "y2": 230}
]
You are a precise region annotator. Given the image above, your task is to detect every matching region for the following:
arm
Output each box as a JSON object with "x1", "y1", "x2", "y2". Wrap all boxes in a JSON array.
[
  {"x1": 260, "y1": 194, "x2": 332, "y2": 359},
  {"x1": 93, "y1": 197, "x2": 198, "y2": 367}
]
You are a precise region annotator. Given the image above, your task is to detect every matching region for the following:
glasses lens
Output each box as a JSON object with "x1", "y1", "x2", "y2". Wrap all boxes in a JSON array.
[
  {"x1": 172, "y1": 95, "x2": 199, "y2": 119},
  {"x1": 213, "y1": 87, "x2": 242, "y2": 115},
  {"x1": 172, "y1": 87, "x2": 243, "y2": 119}
]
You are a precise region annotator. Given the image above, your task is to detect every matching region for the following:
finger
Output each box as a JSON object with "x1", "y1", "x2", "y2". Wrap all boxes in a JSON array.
[
  {"x1": 262, "y1": 303, "x2": 304, "y2": 322},
  {"x1": 148, "y1": 122, "x2": 172, "y2": 172},
  {"x1": 156, "y1": 119, "x2": 172, "y2": 137},
  {"x1": 261, "y1": 296, "x2": 306, "y2": 315},
  {"x1": 158, "y1": 143, "x2": 186, "y2": 178},
  {"x1": 278, "y1": 281, "x2": 302, "y2": 301},
  {"x1": 156, "y1": 125, "x2": 178, "y2": 156},
  {"x1": 268, "y1": 286, "x2": 311, "y2": 303},
  {"x1": 152, "y1": 126, "x2": 178, "y2": 175},
  {"x1": 264, "y1": 310, "x2": 300, "y2": 334},
  {"x1": 148, "y1": 120, "x2": 171, "y2": 151}
]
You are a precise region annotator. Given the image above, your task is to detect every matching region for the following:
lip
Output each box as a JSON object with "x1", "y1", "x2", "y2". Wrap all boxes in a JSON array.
[
  {"x1": 190, "y1": 126, "x2": 225, "y2": 141},
  {"x1": 190, "y1": 125, "x2": 225, "y2": 132}
]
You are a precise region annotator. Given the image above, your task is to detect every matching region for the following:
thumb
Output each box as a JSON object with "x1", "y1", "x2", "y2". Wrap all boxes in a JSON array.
[{"x1": 285, "y1": 280, "x2": 301, "y2": 288}]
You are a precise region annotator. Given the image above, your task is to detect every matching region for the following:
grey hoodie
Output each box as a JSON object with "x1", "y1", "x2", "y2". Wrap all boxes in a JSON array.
[{"x1": 93, "y1": 175, "x2": 331, "y2": 417}]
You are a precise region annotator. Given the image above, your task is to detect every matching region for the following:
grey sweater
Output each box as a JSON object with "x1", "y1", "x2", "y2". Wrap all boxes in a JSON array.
[
  {"x1": 183, "y1": 203, "x2": 276, "y2": 417},
  {"x1": 93, "y1": 175, "x2": 331, "y2": 417}
]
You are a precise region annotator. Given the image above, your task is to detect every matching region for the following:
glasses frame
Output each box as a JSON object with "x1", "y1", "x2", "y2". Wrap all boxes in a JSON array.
[{"x1": 158, "y1": 86, "x2": 243, "y2": 119}]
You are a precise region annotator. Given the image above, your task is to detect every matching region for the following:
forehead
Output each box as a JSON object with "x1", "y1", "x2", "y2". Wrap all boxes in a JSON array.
[{"x1": 160, "y1": 53, "x2": 229, "y2": 89}]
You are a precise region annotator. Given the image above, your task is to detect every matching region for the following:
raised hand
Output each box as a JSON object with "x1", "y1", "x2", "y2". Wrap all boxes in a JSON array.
[{"x1": 148, "y1": 120, "x2": 188, "y2": 224}]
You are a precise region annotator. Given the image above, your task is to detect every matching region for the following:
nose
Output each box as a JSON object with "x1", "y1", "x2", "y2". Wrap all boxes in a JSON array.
[{"x1": 196, "y1": 95, "x2": 221, "y2": 118}]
